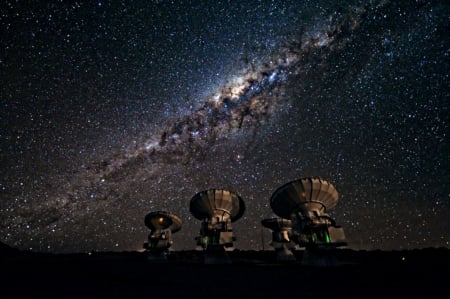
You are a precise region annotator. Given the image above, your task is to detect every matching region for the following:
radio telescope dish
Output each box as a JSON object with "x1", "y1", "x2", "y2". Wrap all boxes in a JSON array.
[
  {"x1": 268, "y1": 177, "x2": 346, "y2": 249},
  {"x1": 190, "y1": 189, "x2": 245, "y2": 223},
  {"x1": 144, "y1": 211, "x2": 182, "y2": 233},
  {"x1": 190, "y1": 189, "x2": 245, "y2": 260},
  {"x1": 143, "y1": 211, "x2": 182, "y2": 258},
  {"x1": 270, "y1": 177, "x2": 338, "y2": 219}
]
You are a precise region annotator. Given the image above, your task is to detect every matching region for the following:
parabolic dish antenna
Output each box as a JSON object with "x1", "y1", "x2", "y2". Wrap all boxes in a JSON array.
[
  {"x1": 190, "y1": 189, "x2": 245, "y2": 258},
  {"x1": 267, "y1": 177, "x2": 347, "y2": 258},
  {"x1": 144, "y1": 211, "x2": 182, "y2": 233},
  {"x1": 190, "y1": 189, "x2": 245, "y2": 222},
  {"x1": 143, "y1": 211, "x2": 182, "y2": 258},
  {"x1": 270, "y1": 177, "x2": 338, "y2": 219}
]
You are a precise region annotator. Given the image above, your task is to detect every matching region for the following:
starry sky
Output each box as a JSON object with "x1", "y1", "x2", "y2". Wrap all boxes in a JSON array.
[{"x1": 1, "y1": 0, "x2": 449, "y2": 253}]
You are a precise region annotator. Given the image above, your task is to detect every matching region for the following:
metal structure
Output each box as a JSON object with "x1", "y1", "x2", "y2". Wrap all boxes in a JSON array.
[
  {"x1": 261, "y1": 218, "x2": 296, "y2": 261},
  {"x1": 190, "y1": 189, "x2": 245, "y2": 251},
  {"x1": 143, "y1": 211, "x2": 182, "y2": 257},
  {"x1": 270, "y1": 177, "x2": 346, "y2": 247}
]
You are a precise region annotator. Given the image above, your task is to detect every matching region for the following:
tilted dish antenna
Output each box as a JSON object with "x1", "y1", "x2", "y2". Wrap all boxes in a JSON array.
[
  {"x1": 190, "y1": 189, "x2": 245, "y2": 251},
  {"x1": 143, "y1": 211, "x2": 182, "y2": 257},
  {"x1": 270, "y1": 178, "x2": 346, "y2": 247}
]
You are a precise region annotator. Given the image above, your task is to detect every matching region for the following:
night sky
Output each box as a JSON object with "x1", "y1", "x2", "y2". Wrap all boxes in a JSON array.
[{"x1": 1, "y1": 0, "x2": 449, "y2": 253}]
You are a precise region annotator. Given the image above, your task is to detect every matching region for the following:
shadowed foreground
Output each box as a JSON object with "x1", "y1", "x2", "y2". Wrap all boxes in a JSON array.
[{"x1": 1, "y1": 245, "x2": 448, "y2": 298}]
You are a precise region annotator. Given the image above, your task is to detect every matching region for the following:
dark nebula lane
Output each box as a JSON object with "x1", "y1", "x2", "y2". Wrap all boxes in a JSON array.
[
  {"x1": 1, "y1": 0, "x2": 449, "y2": 253},
  {"x1": 88, "y1": 8, "x2": 363, "y2": 183}
]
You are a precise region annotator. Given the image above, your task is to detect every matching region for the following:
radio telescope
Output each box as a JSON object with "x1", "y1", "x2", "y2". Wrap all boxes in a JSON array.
[
  {"x1": 270, "y1": 177, "x2": 346, "y2": 247},
  {"x1": 190, "y1": 189, "x2": 245, "y2": 254},
  {"x1": 143, "y1": 211, "x2": 182, "y2": 259},
  {"x1": 261, "y1": 218, "x2": 296, "y2": 261}
]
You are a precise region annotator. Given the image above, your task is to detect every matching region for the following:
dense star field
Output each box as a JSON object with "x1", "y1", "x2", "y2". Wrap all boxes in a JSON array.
[{"x1": 1, "y1": 0, "x2": 449, "y2": 253}]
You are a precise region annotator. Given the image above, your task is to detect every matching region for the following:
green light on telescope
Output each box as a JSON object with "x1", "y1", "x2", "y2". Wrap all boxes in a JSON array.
[{"x1": 325, "y1": 232, "x2": 331, "y2": 243}]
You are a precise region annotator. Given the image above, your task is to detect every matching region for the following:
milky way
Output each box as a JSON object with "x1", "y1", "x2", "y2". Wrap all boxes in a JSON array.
[
  {"x1": 1, "y1": 1, "x2": 449, "y2": 252},
  {"x1": 90, "y1": 10, "x2": 360, "y2": 182}
]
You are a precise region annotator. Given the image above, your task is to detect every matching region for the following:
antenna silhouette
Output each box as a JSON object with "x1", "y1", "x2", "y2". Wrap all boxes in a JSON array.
[
  {"x1": 268, "y1": 177, "x2": 346, "y2": 265},
  {"x1": 143, "y1": 211, "x2": 182, "y2": 260},
  {"x1": 190, "y1": 189, "x2": 245, "y2": 263}
]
